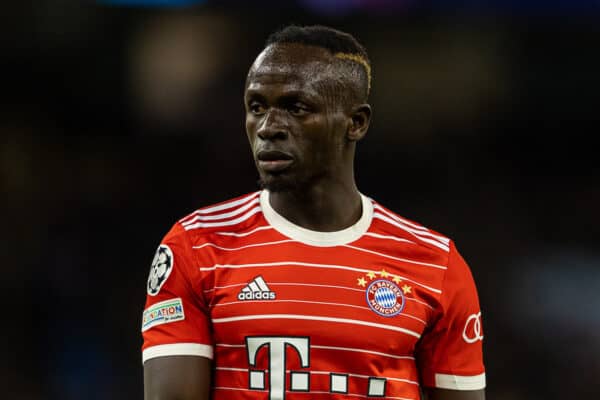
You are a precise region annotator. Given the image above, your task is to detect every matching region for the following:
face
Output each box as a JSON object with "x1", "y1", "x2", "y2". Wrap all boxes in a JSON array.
[{"x1": 244, "y1": 44, "x2": 352, "y2": 192}]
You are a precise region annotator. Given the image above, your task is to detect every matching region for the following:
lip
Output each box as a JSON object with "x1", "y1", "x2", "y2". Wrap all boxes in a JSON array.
[
  {"x1": 258, "y1": 159, "x2": 294, "y2": 172},
  {"x1": 256, "y1": 150, "x2": 294, "y2": 173},
  {"x1": 257, "y1": 150, "x2": 293, "y2": 161}
]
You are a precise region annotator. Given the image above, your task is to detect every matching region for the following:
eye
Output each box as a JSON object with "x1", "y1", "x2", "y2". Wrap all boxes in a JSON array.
[
  {"x1": 248, "y1": 101, "x2": 266, "y2": 115},
  {"x1": 288, "y1": 103, "x2": 310, "y2": 116}
]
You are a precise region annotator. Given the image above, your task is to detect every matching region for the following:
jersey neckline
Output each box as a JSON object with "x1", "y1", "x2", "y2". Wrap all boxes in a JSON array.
[{"x1": 260, "y1": 190, "x2": 373, "y2": 247}]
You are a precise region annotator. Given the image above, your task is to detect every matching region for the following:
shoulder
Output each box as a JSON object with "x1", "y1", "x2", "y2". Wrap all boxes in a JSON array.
[
  {"x1": 172, "y1": 191, "x2": 263, "y2": 240},
  {"x1": 368, "y1": 197, "x2": 452, "y2": 255}
]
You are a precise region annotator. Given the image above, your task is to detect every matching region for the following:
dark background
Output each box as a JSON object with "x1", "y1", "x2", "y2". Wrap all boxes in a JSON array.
[{"x1": 2, "y1": 1, "x2": 599, "y2": 399}]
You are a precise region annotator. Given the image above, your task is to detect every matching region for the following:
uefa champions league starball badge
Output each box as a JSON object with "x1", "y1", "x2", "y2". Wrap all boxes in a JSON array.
[
  {"x1": 357, "y1": 270, "x2": 412, "y2": 317},
  {"x1": 147, "y1": 244, "x2": 174, "y2": 296}
]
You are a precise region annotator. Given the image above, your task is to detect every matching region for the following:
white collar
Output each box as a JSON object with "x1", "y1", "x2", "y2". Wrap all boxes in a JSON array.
[{"x1": 260, "y1": 189, "x2": 373, "y2": 247}]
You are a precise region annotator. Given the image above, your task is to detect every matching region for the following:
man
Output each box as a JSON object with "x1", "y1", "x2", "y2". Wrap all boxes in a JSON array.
[{"x1": 142, "y1": 25, "x2": 486, "y2": 400}]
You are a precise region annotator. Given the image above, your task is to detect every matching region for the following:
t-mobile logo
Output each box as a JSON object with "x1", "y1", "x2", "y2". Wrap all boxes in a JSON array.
[{"x1": 246, "y1": 336, "x2": 310, "y2": 400}]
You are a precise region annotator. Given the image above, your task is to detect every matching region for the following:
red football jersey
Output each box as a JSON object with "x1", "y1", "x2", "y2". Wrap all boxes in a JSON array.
[{"x1": 142, "y1": 190, "x2": 485, "y2": 399}]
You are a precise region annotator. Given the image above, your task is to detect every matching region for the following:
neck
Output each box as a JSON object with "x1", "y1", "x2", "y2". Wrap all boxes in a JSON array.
[{"x1": 267, "y1": 180, "x2": 363, "y2": 232}]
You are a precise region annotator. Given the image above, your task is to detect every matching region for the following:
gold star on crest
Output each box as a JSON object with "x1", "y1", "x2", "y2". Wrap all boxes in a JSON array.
[
  {"x1": 393, "y1": 276, "x2": 402, "y2": 284},
  {"x1": 366, "y1": 271, "x2": 377, "y2": 280},
  {"x1": 402, "y1": 284, "x2": 412, "y2": 294},
  {"x1": 380, "y1": 269, "x2": 390, "y2": 278},
  {"x1": 357, "y1": 277, "x2": 367, "y2": 287}
]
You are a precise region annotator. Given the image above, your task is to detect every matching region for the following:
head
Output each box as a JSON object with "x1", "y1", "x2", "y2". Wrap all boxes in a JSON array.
[{"x1": 244, "y1": 24, "x2": 372, "y2": 193}]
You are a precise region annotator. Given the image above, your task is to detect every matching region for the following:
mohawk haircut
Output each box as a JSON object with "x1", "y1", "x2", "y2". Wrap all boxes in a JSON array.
[{"x1": 265, "y1": 24, "x2": 372, "y2": 101}]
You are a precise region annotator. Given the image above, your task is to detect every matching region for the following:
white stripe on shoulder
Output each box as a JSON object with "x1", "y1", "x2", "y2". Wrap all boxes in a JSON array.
[
  {"x1": 373, "y1": 202, "x2": 429, "y2": 231},
  {"x1": 142, "y1": 343, "x2": 213, "y2": 363},
  {"x1": 182, "y1": 197, "x2": 260, "y2": 226},
  {"x1": 342, "y1": 244, "x2": 447, "y2": 270},
  {"x1": 192, "y1": 239, "x2": 296, "y2": 251},
  {"x1": 374, "y1": 204, "x2": 450, "y2": 245},
  {"x1": 363, "y1": 232, "x2": 417, "y2": 245},
  {"x1": 373, "y1": 213, "x2": 449, "y2": 252},
  {"x1": 373, "y1": 204, "x2": 432, "y2": 232},
  {"x1": 183, "y1": 206, "x2": 262, "y2": 230},
  {"x1": 179, "y1": 192, "x2": 259, "y2": 223},
  {"x1": 434, "y1": 373, "x2": 486, "y2": 390},
  {"x1": 215, "y1": 225, "x2": 273, "y2": 237}
]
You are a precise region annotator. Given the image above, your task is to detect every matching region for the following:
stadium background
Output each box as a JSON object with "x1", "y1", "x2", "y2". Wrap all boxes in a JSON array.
[{"x1": 2, "y1": 1, "x2": 599, "y2": 399}]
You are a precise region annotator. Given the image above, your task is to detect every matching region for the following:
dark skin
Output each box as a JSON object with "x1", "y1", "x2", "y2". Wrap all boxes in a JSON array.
[
  {"x1": 144, "y1": 43, "x2": 485, "y2": 400},
  {"x1": 244, "y1": 43, "x2": 368, "y2": 232}
]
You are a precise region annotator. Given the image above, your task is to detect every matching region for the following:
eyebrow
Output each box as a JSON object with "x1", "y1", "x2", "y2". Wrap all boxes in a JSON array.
[
  {"x1": 244, "y1": 91, "x2": 265, "y2": 102},
  {"x1": 245, "y1": 88, "x2": 319, "y2": 105}
]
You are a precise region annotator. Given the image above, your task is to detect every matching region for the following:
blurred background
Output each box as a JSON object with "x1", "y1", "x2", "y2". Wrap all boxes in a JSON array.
[{"x1": 2, "y1": 0, "x2": 599, "y2": 399}]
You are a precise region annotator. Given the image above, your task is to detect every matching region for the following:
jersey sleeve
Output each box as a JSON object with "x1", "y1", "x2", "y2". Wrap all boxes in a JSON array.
[
  {"x1": 416, "y1": 240, "x2": 486, "y2": 390},
  {"x1": 141, "y1": 222, "x2": 213, "y2": 364}
]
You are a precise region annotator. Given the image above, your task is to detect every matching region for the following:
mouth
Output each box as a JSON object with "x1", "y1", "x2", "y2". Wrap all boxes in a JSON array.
[{"x1": 257, "y1": 150, "x2": 294, "y2": 173}]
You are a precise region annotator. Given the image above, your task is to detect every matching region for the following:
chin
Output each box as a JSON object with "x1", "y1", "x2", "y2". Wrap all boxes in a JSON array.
[{"x1": 258, "y1": 175, "x2": 298, "y2": 193}]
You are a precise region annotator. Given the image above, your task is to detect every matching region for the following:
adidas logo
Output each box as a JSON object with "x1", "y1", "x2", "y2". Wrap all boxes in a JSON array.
[{"x1": 238, "y1": 275, "x2": 276, "y2": 301}]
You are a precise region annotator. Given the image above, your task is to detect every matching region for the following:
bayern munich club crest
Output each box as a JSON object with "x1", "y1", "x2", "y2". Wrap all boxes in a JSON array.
[{"x1": 366, "y1": 279, "x2": 405, "y2": 317}]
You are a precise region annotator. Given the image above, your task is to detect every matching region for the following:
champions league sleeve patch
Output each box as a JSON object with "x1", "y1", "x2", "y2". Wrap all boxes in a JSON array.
[
  {"x1": 141, "y1": 298, "x2": 185, "y2": 332},
  {"x1": 147, "y1": 244, "x2": 174, "y2": 296}
]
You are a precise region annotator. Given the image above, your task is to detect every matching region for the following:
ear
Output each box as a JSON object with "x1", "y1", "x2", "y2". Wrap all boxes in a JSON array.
[{"x1": 347, "y1": 104, "x2": 371, "y2": 142}]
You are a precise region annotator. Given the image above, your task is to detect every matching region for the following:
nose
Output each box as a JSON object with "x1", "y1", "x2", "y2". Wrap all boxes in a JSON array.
[{"x1": 256, "y1": 109, "x2": 288, "y2": 141}]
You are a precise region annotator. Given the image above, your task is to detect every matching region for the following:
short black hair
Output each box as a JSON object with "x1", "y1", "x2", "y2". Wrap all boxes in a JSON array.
[
  {"x1": 264, "y1": 24, "x2": 372, "y2": 101},
  {"x1": 265, "y1": 24, "x2": 369, "y2": 60}
]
